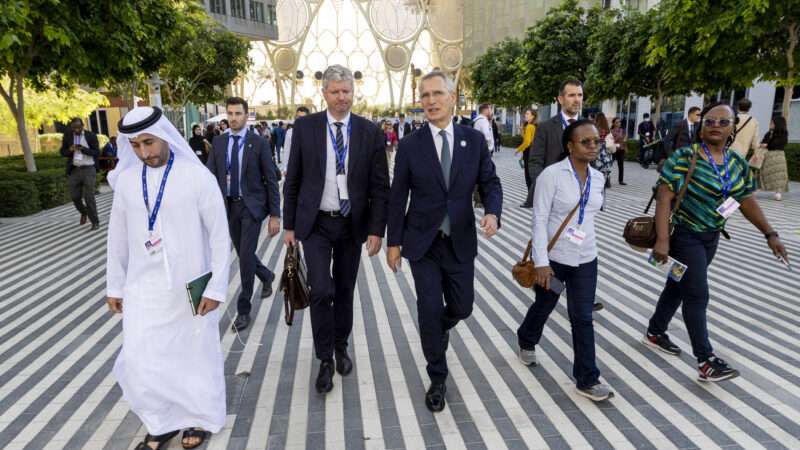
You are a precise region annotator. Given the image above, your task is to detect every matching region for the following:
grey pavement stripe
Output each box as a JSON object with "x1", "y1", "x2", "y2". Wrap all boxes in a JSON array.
[
  {"x1": 60, "y1": 384, "x2": 122, "y2": 450},
  {"x1": 0, "y1": 223, "x2": 91, "y2": 277},
  {"x1": 0, "y1": 222, "x2": 55, "y2": 252}
]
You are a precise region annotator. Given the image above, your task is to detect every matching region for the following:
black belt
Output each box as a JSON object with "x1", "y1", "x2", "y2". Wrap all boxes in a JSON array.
[
  {"x1": 436, "y1": 230, "x2": 450, "y2": 240},
  {"x1": 318, "y1": 210, "x2": 346, "y2": 218},
  {"x1": 227, "y1": 196, "x2": 243, "y2": 202}
]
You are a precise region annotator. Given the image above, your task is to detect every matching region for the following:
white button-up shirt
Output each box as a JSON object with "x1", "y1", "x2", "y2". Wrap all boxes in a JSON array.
[
  {"x1": 531, "y1": 157, "x2": 605, "y2": 268},
  {"x1": 428, "y1": 121, "x2": 455, "y2": 163},
  {"x1": 320, "y1": 111, "x2": 351, "y2": 212},
  {"x1": 472, "y1": 115, "x2": 494, "y2": 151},
  {"x1": 72, "y1": 132, "x2": 95, "y2": 166}
]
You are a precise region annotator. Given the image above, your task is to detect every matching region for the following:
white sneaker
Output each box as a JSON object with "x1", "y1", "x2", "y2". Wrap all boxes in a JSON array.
[
  {"x1": 775, "y1": 192, "x2": 782, "y2": 201},
  {"x1": 518, "y1": 347, "x2": 537, "y2": 366}
]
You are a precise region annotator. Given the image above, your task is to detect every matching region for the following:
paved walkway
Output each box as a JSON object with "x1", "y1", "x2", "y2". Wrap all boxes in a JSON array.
[{"x1": 1, "y1": 150, "x2": 799, "y2": 450}]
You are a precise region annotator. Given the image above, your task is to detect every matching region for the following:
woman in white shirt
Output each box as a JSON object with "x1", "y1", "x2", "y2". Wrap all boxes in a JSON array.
[{"x1": 516, "y1": 119, "x2": 613, "y2": 402}]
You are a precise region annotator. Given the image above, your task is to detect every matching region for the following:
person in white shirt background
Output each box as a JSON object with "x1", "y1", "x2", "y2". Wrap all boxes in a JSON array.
[
  {"x1": 282, "y1": 106, "x2": 310, "y2": 176},
  {"x1": 472, "y1": 104, "x2": 495, "y2": 154},
  {"x1": 516, "y1": 119, "x2": 614, "y2": 403}
]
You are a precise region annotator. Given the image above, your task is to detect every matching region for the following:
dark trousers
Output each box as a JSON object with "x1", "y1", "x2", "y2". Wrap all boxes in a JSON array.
[
  {"x1": 517, "y1": 259, "x2": 600, "y2": 389},
  {"x1": 228, "y1": 200, "x2": 272, "y2": 315},
  {"x1": 648, "y1": 228, "x2": 719, "y2": 362},
  {"x1": 68, "y1": 166, "x2": 98, "y2": 225},
  {"x1": 304, "y1": 213, "x2": 361, "y2": 361},
  {"x1": 614, "y1": 149, "x2": 626, "y2": 183},
  {"x1": 410, "y1": 235, "x2": 474, "y2": 384},
  {"x1": 522, "y1": 149, "x2": 532, "y2": 190}
]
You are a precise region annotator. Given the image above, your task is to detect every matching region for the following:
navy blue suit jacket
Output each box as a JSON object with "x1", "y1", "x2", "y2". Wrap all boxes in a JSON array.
[
  {"x1": 387, "y1": 123, "x2": 502, "y2": 263},
  {"x1": 206, "y1": 130, "x2": 281, "y2": 221},
  {"x1": 282, "y1": 111, "x2": 390, "y2": 243}
]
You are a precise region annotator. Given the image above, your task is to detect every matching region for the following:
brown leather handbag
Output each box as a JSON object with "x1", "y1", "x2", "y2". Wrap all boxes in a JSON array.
[
  {"x1": 512, "y1": 201, "x2": 581, "y2": 288},
  {"x1": 622, "y1": 148, "x2": 698, "y2": 249},
  {"x1": 279, "y1": 244, "x2": 309, "y2": 325}
]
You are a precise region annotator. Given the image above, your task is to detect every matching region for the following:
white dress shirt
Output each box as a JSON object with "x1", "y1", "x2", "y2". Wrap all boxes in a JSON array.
[
  {"x1": 472, "y1": 115, "x2": 494, "y2": 151},
  {"x1": 72, "y1": 132, "x2": 95, "y2": 166},
  {"x1": 428, "y1": 121, "x2": 455, "y2": 163},
  {"x1": 560, "y1": 111, "x2": 579, "y2": 129},
  {"x1": 531, "y1": 157, "x2": 605, "y2": 268},
  {"x1": 398, "y1": 120, "x2": 406, "y2": 139},
  {"x1": 320, "y1": 111, "x2": 351, "y2": 212},
  {"x1": 226, "y1": 127, "x2": 248, "y2": 196},
  {"x1": 282, "y1": 127, "x2": 293, "y2": 172}
]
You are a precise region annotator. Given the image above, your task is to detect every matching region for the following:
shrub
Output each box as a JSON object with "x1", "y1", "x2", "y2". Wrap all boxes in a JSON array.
[
  {"x1": 500, "y1": 133, "x2": 523, "y2": 148},
  {"x1": 31, "y1": 169, "x2": 70, "y2": 209},
  {"x1": 0, "y1": 178, "x2": 41, "y2": 217}
]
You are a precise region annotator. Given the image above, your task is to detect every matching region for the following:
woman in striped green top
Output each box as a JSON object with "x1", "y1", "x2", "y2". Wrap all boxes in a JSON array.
[{"x1": 642, "y1": 102, "x2": 789, "y2": 383}]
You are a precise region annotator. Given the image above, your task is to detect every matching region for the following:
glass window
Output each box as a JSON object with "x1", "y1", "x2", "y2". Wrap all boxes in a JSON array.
[
  {"x1": 231, "y1": 0, "x2": 246, "y2": 19},
  {"x1": 266, "y1": 4, "x2": 276, "y2": 25},
  {"x1": 250, "y1": 1, "x2": 265, "y2": 23},
  {"x1": 209, "y1": 0, "x2": 225, "y2": 15}
]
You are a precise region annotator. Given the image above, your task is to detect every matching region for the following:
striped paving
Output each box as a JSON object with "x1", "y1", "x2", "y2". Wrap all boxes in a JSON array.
[{"x1": 1, "y1": 150, "x2": 799, "y2": 450}]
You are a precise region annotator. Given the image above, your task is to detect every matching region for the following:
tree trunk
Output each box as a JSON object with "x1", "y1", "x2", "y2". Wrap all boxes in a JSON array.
[
  {"x1": 782, "y1": 81, "x2": 794, "y2": 120},
  {"x1": 782, "y1": 21, "x2": 798, "y2": 120},
  {"x1": 0, "y1": 76, "x2": 37, "y2": 172},
  {"x1": 653, "y1": 88, "x2": 664, "y2": 129}
]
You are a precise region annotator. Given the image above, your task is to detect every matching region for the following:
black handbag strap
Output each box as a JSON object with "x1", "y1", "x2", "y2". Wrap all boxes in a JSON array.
[{"x1": 643, "y1": 147, "x2": 698, "y2": 215}]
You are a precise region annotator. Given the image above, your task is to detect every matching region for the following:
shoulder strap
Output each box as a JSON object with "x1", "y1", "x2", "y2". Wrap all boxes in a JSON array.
[
  {"x1": 520, "y1": 200, "x2": 581, "y2": 263},
  {"x1": 671, "y1": 146, "x2": 698, "y2": 216},
  {"x1": 736, "y1": 116, "x2": 753, "y2": 133}
]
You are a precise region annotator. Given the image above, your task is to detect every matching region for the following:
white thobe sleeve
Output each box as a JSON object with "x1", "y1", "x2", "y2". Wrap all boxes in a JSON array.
[
  {"x1": 198, "y1": 173, "x2": 232, "y2": 302},
  {"x1": 106, "y1": 188, "x2": 129, "y2": 298}
]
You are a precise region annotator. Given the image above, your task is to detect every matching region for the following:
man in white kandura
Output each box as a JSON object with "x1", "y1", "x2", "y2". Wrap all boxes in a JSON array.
[{"x1": 105, "y1": 107, "x2": 231, "y2": 450}]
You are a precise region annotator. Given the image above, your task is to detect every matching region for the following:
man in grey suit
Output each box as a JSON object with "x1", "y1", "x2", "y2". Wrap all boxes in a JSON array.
[
  {"x1": 522, "y1": 79, "x2": 603, "y2": 312},
  {"x1": 60, "y1": 118, "x2": 100, "y2": 230},
  {"x1": 207, "y1": 97, "x2": 282, "y2": 331}
]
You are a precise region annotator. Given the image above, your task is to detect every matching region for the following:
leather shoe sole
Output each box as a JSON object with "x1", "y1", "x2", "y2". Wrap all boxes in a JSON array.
[
  {"x1": 425, "y1": 383, "x2": 447, "y2": 412},
  {"x1": 231, "y1": 315, "x2": 250, "y2": 331},
  {"x1": 593, "y1": 302, "x2": 604, "y2": 312}
]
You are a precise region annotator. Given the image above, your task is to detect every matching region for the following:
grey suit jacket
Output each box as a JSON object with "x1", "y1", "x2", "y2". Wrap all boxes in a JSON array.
[
  {"x1": 526, "y1": 114, "x2": 565, "y2": 191},
  {"x1": 206, "y1": 130, "x2": 281, "y2": 222}
]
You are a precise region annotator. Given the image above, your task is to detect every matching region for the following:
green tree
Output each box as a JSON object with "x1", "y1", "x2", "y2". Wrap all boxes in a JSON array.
[
  {"x1": 468, "y1": 37, "x2": 527, "y2": 107},
  {"x1": 160, "y1": 2, "x2": 251, "y2": 109},
  {"x1": 0, "y1": 0, "x2": 179, "y2": 172},
  {"x1": 514, "y1": 0, "x2": 604, "y2": 104}
]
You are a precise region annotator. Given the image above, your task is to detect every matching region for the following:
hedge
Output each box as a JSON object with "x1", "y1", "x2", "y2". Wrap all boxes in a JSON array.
[
  {"x1": 500, "y1": 133, "x2": 523, "y2": 148},
  {"x1": 0, "y1": 178, "x2": 41, "y2": 216}
]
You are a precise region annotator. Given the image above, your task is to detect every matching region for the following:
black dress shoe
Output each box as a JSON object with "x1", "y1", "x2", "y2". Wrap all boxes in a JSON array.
[
  {"x1": 90, "y1": 223, "x2": 99, "y2": 231},
  {"x1": 519, "y1": 203, "x2": 532, "y2": 208},
  {"x1": 261, "y1": 272, "x2": 275, "y2": 298},
  {"x1": 232, "y1": 314, "x2": 250, "y2": 331},
  {"x1": 619, "y1": 182, "x2": 628, "y2": 185},
  {"x1": 335, "y1": 351, "x2": 353, "y2": 376},
  {"x1": 593, "y1": 302, "x2": 604, "y2": 312},
  {"x1": 425, "y1": 383, "x2": 447, "y2": 412},
  {"x1": 316, "y1": 360, "x2": 334, "y2": 393}
]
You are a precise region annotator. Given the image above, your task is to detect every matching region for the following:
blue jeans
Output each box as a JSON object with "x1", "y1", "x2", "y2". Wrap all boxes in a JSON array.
[
  {"x1": 517, "y1": 259, "x2": 600, "y2": 389},
  {"x1": 648, "y1": 227, "x2": 720, "y2": 362}
]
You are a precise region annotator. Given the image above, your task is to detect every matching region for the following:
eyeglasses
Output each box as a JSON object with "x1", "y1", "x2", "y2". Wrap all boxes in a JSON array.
[
  {"x1": 703, "y1": 118, "x2": 734, "y2": 127},
  {"x1": 577, "y1": 138, "x2": 603, "y2": 147}
]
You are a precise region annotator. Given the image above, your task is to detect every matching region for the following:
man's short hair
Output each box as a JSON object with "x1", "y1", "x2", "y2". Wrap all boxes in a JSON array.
[
  {"x1": 70, "y1": 118, "x2": 83, "y2": 126},
  {"x1": 226, "y1": 97, "x2": 248, "y2": 113},
  {"x1": 322, "y1": 65, "x2": 354, "y2": 89},
  {"x1": 558, "y1": 79, "x2": 583, "y2": 96},
  {"x1": 419, "y1": 70, "x2": 456, "y2": 95},
  {"x1": 479, "y1": 104, "x2": 491, "y2": 114},
  {"x1": 688, "y1": 106, "x2": 701, "y2": 115},
  {"x1": 399, "y1": 113, "x2": 406, "y2": 119},
  {"x1": 279, "y1": 121, "x2": 284, "y2": 126},
  {"x1": 643, "y1": 113, "x2": 650, "y2": 119},
  {"x1": 737, "y1": 98, "x2": 752, "y2": 112},
  {"x1": 296, "y1": 106, "x2": 310, "y2": 114}
]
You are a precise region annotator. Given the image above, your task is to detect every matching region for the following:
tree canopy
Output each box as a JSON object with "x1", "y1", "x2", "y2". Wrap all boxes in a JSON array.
[{"x1": 468, "y1": 37, "x2": 526, "y2": 107}]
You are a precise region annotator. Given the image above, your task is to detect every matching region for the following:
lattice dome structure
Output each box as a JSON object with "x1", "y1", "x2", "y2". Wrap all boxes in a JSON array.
[{"x1": 244, "y1": 0, "x2": 464, "y2": 112}]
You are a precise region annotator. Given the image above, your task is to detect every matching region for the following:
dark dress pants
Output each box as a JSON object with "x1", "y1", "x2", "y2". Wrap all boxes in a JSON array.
[
  {"x1": 648, "y1": 227, "x2": 719, "y2": 362},
  {"x1": 614, "y1": 148, "x2": 625, "y2": 183},
  {"x1": 303, "y1": 213, "x2": 361, "y2": 361},
  {"x1": 522, "y1": 149, "x2": 532, "y2": 190},
  {"x1": 517, "y1": 259, "x2": 600, "y2": 389},
  {"x1": 228, "y1": 200, "x2": 272, "y2": 316},
  {"x1": 68, "y1": 166, "x2": 99, "y2": 225},
  {"x1": 410, "y1": 234, "x2": 475, "y2": 384}
]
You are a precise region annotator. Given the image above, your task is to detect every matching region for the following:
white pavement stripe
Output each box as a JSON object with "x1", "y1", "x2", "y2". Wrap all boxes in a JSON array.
[{"x1": 283, "y1": 309, "x2": 313, "y2": 449}]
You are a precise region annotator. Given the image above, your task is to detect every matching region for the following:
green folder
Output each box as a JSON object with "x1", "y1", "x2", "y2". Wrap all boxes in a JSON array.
[{"x1": 186, "y1": 272, "x2": 212, "y2": 316}]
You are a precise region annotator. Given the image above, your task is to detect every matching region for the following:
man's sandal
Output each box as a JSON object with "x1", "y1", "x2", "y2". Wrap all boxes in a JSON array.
[
  {"x1": 182, "y1": 428, "x2": 209, "y2": 449},
  {"x1": 134, "y1": 430, "x2": 179, "y2": 450}
]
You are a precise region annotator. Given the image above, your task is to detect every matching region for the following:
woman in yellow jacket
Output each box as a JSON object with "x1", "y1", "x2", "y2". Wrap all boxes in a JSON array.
[{"x1": 517, "y1": 108, "x2": 537, "y2": 207}]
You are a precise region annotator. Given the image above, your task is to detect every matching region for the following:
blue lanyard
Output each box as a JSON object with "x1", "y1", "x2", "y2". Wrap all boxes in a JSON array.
[
  {"x1": 225, "y1": 131, "x2": 247, "y2": 174},
  {"x1": 142, "y1": 151, "x2": 174, "y2": 233},
  {"x1": 327, "y1": 120, "x2": 352, "y2": 170},
  {"x1": 568, "y1": 158, "x2": 591, "y2": 226},
  {"x1": 701, "y1": 143, "x2": 732, "y2": 197}
]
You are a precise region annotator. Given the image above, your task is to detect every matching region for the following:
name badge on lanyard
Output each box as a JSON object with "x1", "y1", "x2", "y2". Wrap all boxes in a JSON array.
[
  {"x1": 142, "y1": 150, "x2": 174, "y2": 255},
  {"x1": 701, "y1": 143, "x2": 739, "y2": 218},
  {"x1": 566, "y1": 158, "x2": 591, "y2": 246},
  {"x1": 327, "y1": 121, "x2": 352, "y2": 201}
]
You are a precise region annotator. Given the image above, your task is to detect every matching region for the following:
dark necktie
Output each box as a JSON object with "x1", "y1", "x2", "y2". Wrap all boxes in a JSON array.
[
  {"x1": 568, "y1": 118, "x2": 576, "y2": 125},
  {"x1": 230, "y1": 135, "x2": 240, "y2": 198},
  {"x1": 439, "y1": 129, "x2": 451, "y2": 235},
  {"x1": 334, "y1": 122, "x2": 350, "y2": 216}
]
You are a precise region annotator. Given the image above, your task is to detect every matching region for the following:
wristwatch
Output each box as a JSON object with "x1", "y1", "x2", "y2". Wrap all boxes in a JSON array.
[{"x1": 765, "y1": 231, "x2": 779, "y2": 240}]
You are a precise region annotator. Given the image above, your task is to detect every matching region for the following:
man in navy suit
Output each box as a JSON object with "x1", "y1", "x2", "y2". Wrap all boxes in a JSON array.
[
  {"x1": 207, "y1": 97, "x2": 281, "y2": 332},
  {"x1": 283, "y1": 65, "x2": 390, "y2": 394},
  {"x1": 386, "y1": 71, "x2": 502, "y2": 412}
]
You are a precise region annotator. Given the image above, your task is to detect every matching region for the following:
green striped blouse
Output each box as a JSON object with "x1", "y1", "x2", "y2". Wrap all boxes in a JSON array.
[{"x1": 658, "y1": 145, "x2": 755, "y2": 232}]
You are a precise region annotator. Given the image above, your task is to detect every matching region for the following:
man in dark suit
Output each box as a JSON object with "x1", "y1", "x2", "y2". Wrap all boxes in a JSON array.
[
  {"x1": 283, "y1": 65, "x2": 390, "y2": 394},
  {"x1": 668, "y1": 106, "x2": 700, "y2": 155},
  {"x1": 521, "y1": 79, "x2": 603, "y2": 312},
  {"x1": 60, "y1": 118, "x2": 100, "y2": 230},
  {"x1": 393, "y1": 113, "x2": 412, "y2": 140},
  {"x1": 387, "y1": 71, "x2": 502, "y2": 413},
  {"x1": 207, "y1": 97, "x2": 281, "y2": 332}
]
